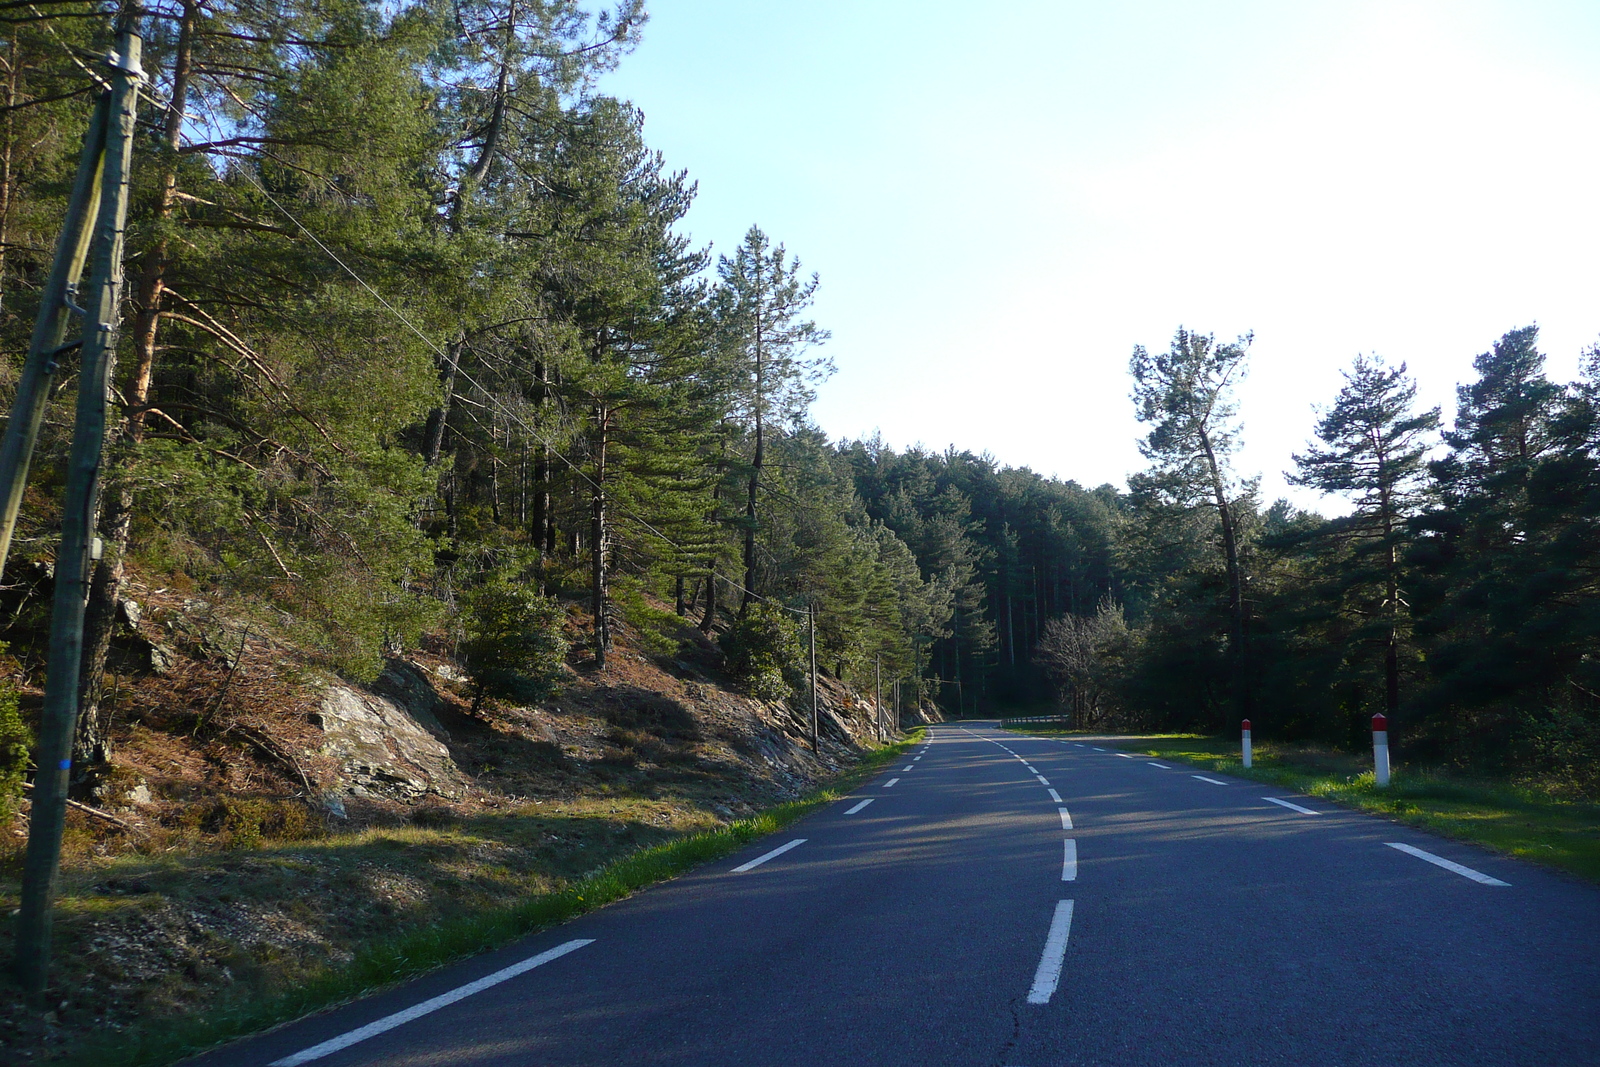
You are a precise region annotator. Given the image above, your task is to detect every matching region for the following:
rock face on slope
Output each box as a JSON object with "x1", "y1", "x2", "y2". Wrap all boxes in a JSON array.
[{"x1": 314, "y1": 662, "x2": 465, "y2": 800}]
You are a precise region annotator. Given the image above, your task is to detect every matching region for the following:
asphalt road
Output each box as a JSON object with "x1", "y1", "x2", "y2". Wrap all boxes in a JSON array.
[{"x1": 190, "y1": 721, "x2": 1600, "y2": 1067}]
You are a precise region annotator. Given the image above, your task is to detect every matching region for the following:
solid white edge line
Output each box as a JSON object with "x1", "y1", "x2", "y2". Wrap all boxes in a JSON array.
[
  {"x1": 844, "y1": 798, "x2": 874, "y2": 815},
  {"x1": 1192, "y1": 775, "x2": 1227, "y2": 785},
  {"x1": 1147, "y1": 762, "x2": 1172, "y2": 769},
  {"x1": 1027, "y1": 900, "x2": 1075, "y2": 1005},
  {"x1": 268, "y1": 939, "x2": 594, "y2": 1066},
  {"x1": 1263, "y1": 796, "x2": 1319, "y2": 815},
  {"x1": 884, "y1": 777, "x2": 900, "y2": 788},
  {"x1": 1386, "y1": 842, "x2": 1510, "y2": 886},
  {"x1": 731, "y1": 837, "x2": 807, "y2": 873},
  {"x1": 1059, "y1": 807, "x2": 1073, "y2": 830},
  {"x1": 1062, "y1": 838, "x2": 1078, "y2": 881},
  {"x1": 1047, "y1": 788, "x2": 1063, "y2": 803}
]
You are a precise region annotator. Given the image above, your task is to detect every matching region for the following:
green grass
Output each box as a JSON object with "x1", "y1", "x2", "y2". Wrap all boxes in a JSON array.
[
  {"x1": 1004, "y1": 728, "x2": 1600, "y2": 884},
  {"x1": 68, "y1": 729, "x2": 923, "y2": 1067}
]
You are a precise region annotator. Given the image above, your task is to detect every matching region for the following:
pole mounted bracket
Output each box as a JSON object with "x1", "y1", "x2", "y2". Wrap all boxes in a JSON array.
[{"x1": 103, "y1": 50, "x2": 144, "y2": 80}]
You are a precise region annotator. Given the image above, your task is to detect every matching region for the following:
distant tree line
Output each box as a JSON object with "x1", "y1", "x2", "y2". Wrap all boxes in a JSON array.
[{"x1": 1027, "y1": 325, "x2": 1599, "y2": 793}]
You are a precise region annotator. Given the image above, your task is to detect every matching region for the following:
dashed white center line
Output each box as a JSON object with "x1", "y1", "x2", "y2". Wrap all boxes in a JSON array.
[
  {"x1": 1263, "y1": 796, "x2": 1319, "y2": 815},
  {"x1": 1147, "y1": 762, "x2": 1172, "y2": 769},
  {"x1": 1114, "y1": 753, "x2": 1135, "y2": 759},
  {"x1": 1027, "y1": 900, "x2": 1075, "y2": 1005},
  {"x1": 1386, "y1": 842, "x2": 1510, "y2": 886},
  {"x1": 902, "y1": 765, "x2": 914, "y2": 771},
  {"x1": 1192, "y1": 775, "x2": 1227, "y2": 785},
  {"x1": 731, "y1": 838, "x2": 807, "y2": 873},
  {"x1": 1047, "y1": 788, "x2": 1063, "y2": 803},
  {"x1": 1035, "y1": 775, "x2": 1051, "y2": 785},
  {"x1": 1092, "y1": 747, "x2": 1106, "y2": 752},
  {"x1": 1074, "y1": 743, "x2": 1086, "y2": 747},
  {"x1": 844, "y1": 799, "x2": 874, "y2": 815},
  {"x1": 268, "y1": 939, "x2": 595, "y2": 1066},
  {"x1": 913, "y1": 756, "x2": 922, "y2": 761},
  {"x1": 1058, "y1": 807, "x2": 1073, "y2": 829},
  {"x1": 1061, "y1": 839, "x2": 1078, "y2": 881},
  {"x1": 884, "y1": 777, "x2": 900, "y2": 788}
]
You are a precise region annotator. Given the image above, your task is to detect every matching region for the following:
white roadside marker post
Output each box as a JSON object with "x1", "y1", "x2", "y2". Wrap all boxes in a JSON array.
[
  {"x1": 1241, "y1": 718, "x2": 1252, "y2": 769},
  {"x1": 1372, "y1": 712, "x2": 1390, "y2": 787}
]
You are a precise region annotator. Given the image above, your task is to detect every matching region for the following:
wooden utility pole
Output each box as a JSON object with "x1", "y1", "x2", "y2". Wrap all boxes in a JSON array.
[
  {"x1": 808, "y1": 602, "x2": 817, "y2": 752},
  {"x1": 874, "y1": 654, "x2": 881, "y2": 743},
  {"x1": 0, "y1": 96, "x2": 109, "y2": 577},
  {"x1": 13, "y1": 20, "x2": 141, "y2": 998}
]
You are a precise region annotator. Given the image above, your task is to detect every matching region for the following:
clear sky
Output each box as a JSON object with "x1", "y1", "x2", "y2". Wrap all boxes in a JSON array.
[{"x1": 599, "y1": 0, "x2": 1600, "y2": 511}]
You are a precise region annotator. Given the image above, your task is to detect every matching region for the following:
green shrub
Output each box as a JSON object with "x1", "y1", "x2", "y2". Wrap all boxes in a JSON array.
[
  {"x1": 0, "y1": 675, "x2": 27, "y2": 823},
  {"x1": 461, "y1": 580, "x2": 567, "y2": 709},
  {"x1": 719, "y1": 603, "x2": 804, "y2": 702}
]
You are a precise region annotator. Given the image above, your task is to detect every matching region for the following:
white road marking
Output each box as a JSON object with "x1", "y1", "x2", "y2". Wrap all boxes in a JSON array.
[
  {"x1": 1047, "y1": 788, "x2": 1063, "y2": 803},
  {"x1": 1036, "y1": 775, "x2": 1051, "y2": 785},
  {"x1": 268, "y1": 940, "x2": 593, "y2": 1066},
  {"x1": 1061, "y1": 838, "x2": 1078, "y2": 881},
  {"x1": 1114, "y1": 753, "x2": 1135, "y2": 759},
  {"x1": 844, "y1": 799, "x2": 874, "y2": 815},
  {"x1": 1023, "y1": 765, "x2": 1037, "y2": 773},
  {"x1": 732, "y1": 838, "x2": 807, "y2": 873},
  {"x1": 884, "y1": 778, "x2": 900, "y2": 788},
  {"x1": 1074, "y1": 743, "x2": 1086, "y2": 748},
  {"x1": 913, "y1": 756, "x2": 922, "y2": 761},
  {"x1": 902, "y1": 765, "x2": 914, "y2": 772},
  {"x1": 1386, "y1": 842, "x2": 1510, "y2": 886},
  {"x1": 1059, "y1": 807, "x2": 1073, "y2": 830},
  {"x1": 1147, "y1": 762, "x2": 1172, "y2": 769},
  {"x1": 1192, "y1": 775, "x2": 1227, "y2": 785},
  {"x1": 1027, "y1": 900, "x2": 1076, "y2": 1005},
  {"x1": 1092, "y1": 747, "x2": 1106, "y2": 751},
  {"x1": 1263, "y1": 796, "x2": 1319, "y2": 815}
]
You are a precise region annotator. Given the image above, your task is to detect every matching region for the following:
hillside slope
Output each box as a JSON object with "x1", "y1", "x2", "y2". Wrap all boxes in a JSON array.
[{"x1": 0, "y1": 579, "x2": 931, "y2": 1061}]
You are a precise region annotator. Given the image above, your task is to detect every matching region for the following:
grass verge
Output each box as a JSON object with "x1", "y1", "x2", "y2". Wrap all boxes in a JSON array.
[
  {"x1": 1004, "y1": 728, "x2": 1600, "y2": 884},
  {"x1": 71, "y1": 729, "x2": 923, "y2": 1067}
]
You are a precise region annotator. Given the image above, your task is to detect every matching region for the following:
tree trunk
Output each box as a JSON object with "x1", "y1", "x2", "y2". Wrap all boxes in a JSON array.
[
  {"x1": 740, "y1": 311, "x2": 764, "y2": 615},
  {"x1": 1378, "y1": 459, "x2": 1401, "y2": 719},
  {"x1": 421, "y1": 339, "x2": 461, "y2": 466},
  {"x1": 1198, "y1": 425, "x2": 1248, "y2": 718},
  {"x1": 77, "y1": 3, "x2": 198, "y2": 774},
  {"x1": 590, "y1": 404, "x2": 610, "y2": 667},
  {"x1": 699, "y1": 571, "x2": 717, "y2": 633},
  {"x1": 0, "y1": 29, "x2": 19, "y2": 314}
]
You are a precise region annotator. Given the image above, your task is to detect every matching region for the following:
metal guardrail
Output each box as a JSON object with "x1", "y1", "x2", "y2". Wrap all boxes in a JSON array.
[{"x1": 999, "y1": 715, "x2": 1071, "y2": 726}]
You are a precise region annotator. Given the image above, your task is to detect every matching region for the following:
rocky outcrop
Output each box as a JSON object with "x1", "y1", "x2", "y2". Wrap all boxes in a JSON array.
[{"x1": 314, "y1": 662, "x2": 465, "y2": 800}]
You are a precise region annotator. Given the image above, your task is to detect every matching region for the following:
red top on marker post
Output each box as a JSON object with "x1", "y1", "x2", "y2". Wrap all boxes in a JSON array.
[
  {"x1": 1241, "y1": 719, "x2": 1251, "y2": 732},
  {"x1": 1372, "y1": 713, "x2": 1388, "y2": 733}
]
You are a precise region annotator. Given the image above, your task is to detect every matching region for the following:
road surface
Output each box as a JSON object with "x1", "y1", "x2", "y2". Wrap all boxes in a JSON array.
[{"x1": 189, "y1": 721, "x2": 1600, "y2": 1066}]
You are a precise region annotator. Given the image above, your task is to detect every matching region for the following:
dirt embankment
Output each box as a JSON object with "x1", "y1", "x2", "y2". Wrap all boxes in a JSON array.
[{"x1": 0, "y1": 581, "x2": 936, "y2": 1061}]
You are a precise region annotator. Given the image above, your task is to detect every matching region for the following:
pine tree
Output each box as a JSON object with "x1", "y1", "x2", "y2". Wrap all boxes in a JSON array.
[
  {"x1": 1290, "y1": 354, "x2": 1439, "y2": 722},
  {"x1": 714, "y1": 226, "x2": 829, "y2": 614},
  {"x1": 1128, "y1": 327, "x2": 1253, "y2": 717}
]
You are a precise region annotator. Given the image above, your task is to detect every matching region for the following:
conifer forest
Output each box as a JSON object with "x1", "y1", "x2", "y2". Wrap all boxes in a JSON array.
[{"x1": 0, "y1": 0, "x2": 1595, "y2": 805}]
